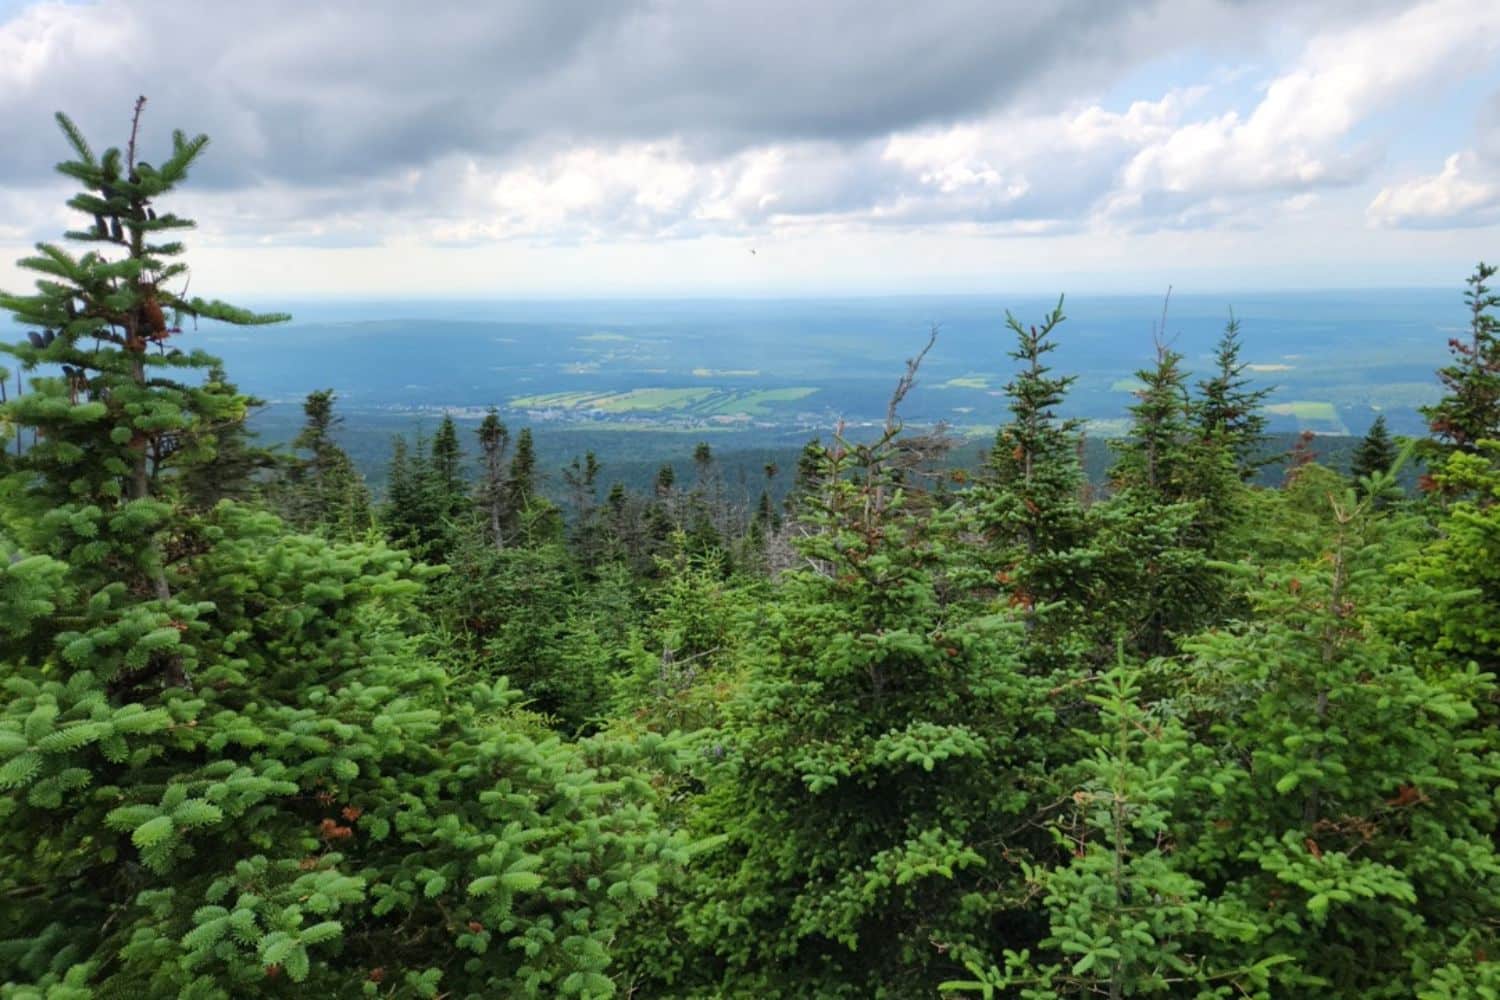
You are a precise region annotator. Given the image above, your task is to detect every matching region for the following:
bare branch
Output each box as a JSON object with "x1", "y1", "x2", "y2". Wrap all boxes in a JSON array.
[
  {"x1": 1152, "y1": 284, "x2": 1175, "y2": 355},
  {"x1": 126, "y1": 95, "x2": 147, "y2": 172},
  {"x1": 886, "y1": 323, "x2": 939, "y2": 435}
]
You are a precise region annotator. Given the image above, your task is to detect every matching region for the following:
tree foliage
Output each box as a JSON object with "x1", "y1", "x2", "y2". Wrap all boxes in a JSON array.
[{"x1": 1, "y1": 106, "x2": 1497, "y2": 1000}]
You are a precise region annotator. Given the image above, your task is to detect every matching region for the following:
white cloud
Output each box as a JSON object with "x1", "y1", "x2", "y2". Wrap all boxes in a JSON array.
[
  {"x1": 1368, "y1": 151, "x2": 1500, "y2": 227},
  {"x1": 1104, "y1": 0, "x2": 1500, "y2": 226},
  {"x1": 0, "y1": 0, "x2": 1497, "y2": 295}
]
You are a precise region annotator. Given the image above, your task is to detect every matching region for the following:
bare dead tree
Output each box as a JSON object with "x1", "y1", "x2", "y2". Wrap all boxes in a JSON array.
[{"x1": 885, "y1": 323, "x2": 940, "y2": 436}]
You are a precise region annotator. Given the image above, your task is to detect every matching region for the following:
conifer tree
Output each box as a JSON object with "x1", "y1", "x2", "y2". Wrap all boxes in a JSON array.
[
  {"x1": 476, "y1": 408, "x2": 511, "y2": 549},
  {"x1": 0, "y1": 103, "x2": 681, "y2": 1000},
  {"x1": 662, "y1": 356, "x2": 1055, "y2": 998},
  {"x1": 380, "y1": 427, "x2": 463, "y2": 559},
  {"x1": 655, "y1": 462, "x2": 675, "y2": 496},
  {"x1": 176, "y1": 363, "x2": 277, "y2": 510},
  {"x1": 683, "y1": 442, "x2": 727, "y2": 560},
  {"x1": 1112, "y1": 340, "x2": 1195, "y2": 499},
  {"x1": 0, "y1": 103, "x2": 287, "y2": 620},
  {"x1": 1171, "y1": 469, "x2": 1500, "y2": 995},
  {"x1": 429, "y1": 412, "x2": 466, "y2": 514},
  {"x1": 1196, "y1": 312, "x2": 1271, "y2": 478},
  {"x1": 973, "y1": 298, "x2": 1092, "y2": 630},
  {"x1": 1107, "y1": 336, "x2": 1236, "y2": 654},
  {"x1": 945, "y1": 657, "x2": 1277, "y2": 999},
  {"x1": 1284, "y1": 429, "x2": 1319, "y2": 485},
  {"x1": 1422, "y1": 261, "x2": 1500, "y2": 453},
  {"x1": 495, "y1": 426, "x2": 565, "y2": 546},
  {"x1": 1351, "y1": 414, "x2": 1398, "y2": 499},
  {"x1": 509, "y1": 426, "x2": 538, "y2": 506},
  {"x1": 564, "y1": 451, "x2": 603, "y2": 563},
  {"x1": 384, "y1": 433, "x2": 416, "y2": 531},
  {"x1": 1396, "y1": 441, "x2": 1500, "y2": 674},
  {"x1": 279, "y1": 388, "x2": 371, "y2": 539}
]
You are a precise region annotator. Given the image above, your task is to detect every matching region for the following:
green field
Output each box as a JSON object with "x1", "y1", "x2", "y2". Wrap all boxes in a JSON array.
[
  {"x1": 592, "y1": 388, "x2": 717, "y2": 412},
  {"x1": 707, "y1": 387, "x2": 819, "y2": 415},
  {"x1": 509, "y1": 385, "x2": 818, "y2": 418},
  {"x1": 1266, "y1": 400, "x2": 1337, "y2": 421},
  {"x1": 508, "y1": 390, "x2": 603, "y2": 408},
  {"x1": 941, "y1": 375, "x2": 992, "y2": 389},
  {"x1": 1084, "y1": 418, "x2": 1131, "y2": 436}
]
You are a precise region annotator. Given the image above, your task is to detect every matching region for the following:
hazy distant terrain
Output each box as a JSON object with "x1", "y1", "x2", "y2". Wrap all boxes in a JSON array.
[
  {"x1": 207, "y1": 290, "x2": 1452, "y2": 447},
  {"x1": 5, "y1": 290, "x2": 1451, "y2": 486}
]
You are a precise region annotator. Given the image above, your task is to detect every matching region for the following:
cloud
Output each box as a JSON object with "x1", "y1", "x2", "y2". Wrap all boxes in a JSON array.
[
  {"x1": 1366, "y1": 85, "x2": 1500, "y2": 229},
  {"x1": 0, "y1": 0, "x2": 1167, "y2": 187},
  {"x1": 0, "y1": 0, "x2": 1495, "y2": 265},
  {"x1": 1102, "y1": 0, "x2": 1500, "y2": 228},
  {"x1": 1368, "y1": 152, "x2": 1500, "y2": 228}
]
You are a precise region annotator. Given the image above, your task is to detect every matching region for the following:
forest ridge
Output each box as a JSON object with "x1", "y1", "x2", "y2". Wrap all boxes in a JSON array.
[{"x1": 0, "y1": 107, "x2": 1498, "y2": 999}]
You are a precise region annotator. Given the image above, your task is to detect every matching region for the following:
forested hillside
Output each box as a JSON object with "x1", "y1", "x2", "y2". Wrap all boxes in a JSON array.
[{"x1": 1, "y1": 110, "x2": 1497, "y2": 1000}]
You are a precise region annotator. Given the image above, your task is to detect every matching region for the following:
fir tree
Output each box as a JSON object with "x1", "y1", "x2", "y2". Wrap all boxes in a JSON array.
[
  {"x1": 1351, "y1": 414, "x2": 1399, "y2": 500},
  {"x1": 1284, "y1": 429, "x2": 1319, "y2": 486},
  {"x1": 509, "y1": 426, "x2": 538, "y2": 501},
  {"x1": 1172, "y1": 470, "x2": 1500, "y2": 996},
  {"x1": 0, "y1": 103, "x2": 682, "y2": 1000},
  {"x1": 654, "y1": 462, "x2": 675, "y2": 496},
  {"x1": 476, "y1": 408, "x2": 511, "y2": 549},
  {"x1": 946, "y1": 656, "x2": 1271, "y2": 999},
  {"x1": 973, "y1": 297, "x2": 1091, "y2": 623},
  {"x1": 1107, "y1": 333, "x2": 1237, "y2": 654},
  {"x1": 563, "y1": 451, "x2": 603, "y2": 563},
  {"x1": 279, "y1": 388, "x2": 371, "y2": 539},
  {"x1": 177, "y1": 363, "x2": 277, "y2": 510},
  {"x1": 660, "y1": 355, "x2": 1056, "y2": 998},
  {"x1": 1196, "y1": 311, "x2": 1271, "y2": 479},
  {"x1": 1422, "y1": 261, "x2": 1500, "y2": 453},
  {"x1": 429, "y1": 412, "x2": 466, "y2": 514},
  {"x1": 1112, "y1": 339, "x2": 1195, "y2": 499},
  {"x1": 0, "y1": 101, "x2": 287, "y2": 682}
]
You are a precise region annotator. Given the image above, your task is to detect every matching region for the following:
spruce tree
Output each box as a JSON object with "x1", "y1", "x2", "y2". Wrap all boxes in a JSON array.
[
  {"x1": 279, "y1": 388, "x2": 371, "y2": 539},
  {"x1": 1112, "y1": 340, "x2": 1195, "y2": 500},
  {"x1": 476, "y1": 408, "x2": 511, "y2": 549},
  {"x1": 0, "y1": 102, "x2": 286, "y2": 684},
  {"x1": 429, "y1": 412, "x2": 466, "y2": 514},
  {"x1": 664, "y1": 383, "x2": 1054, "y2": 998},
  {"x1": 973, "y1": 298, "x2": 1092, "y2": 630},
  {"x1": 1196, "y1": 311, "x2": 1271, "y2": 479},
  {"x1": 176, "y1": 363, "x2": 277, "y2": 510},
  {"x1": 1107, "y1": 337, "x2": 1236, "y2": 654},
  {"x1": 1351, "y1": 414, "x2": 1398, "y2": 499},
  {"x1": 1422, "y1": 261, "x2": 1500, "y2": 453},
  {"x1": 1171, "y1": 471, "x2": 1500, "y2": 996},
  {"x1": 0, "y1": 103, "x2": 682, "y2": 1000}
]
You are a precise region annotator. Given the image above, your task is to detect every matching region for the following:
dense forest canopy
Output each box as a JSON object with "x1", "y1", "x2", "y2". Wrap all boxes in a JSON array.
[{"x1": 0, "y1": 107, "x2": 1497, "y2": 1000}]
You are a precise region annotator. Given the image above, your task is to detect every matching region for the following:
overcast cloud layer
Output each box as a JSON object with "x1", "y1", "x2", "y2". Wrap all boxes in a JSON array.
[{"x1": 0, "y1": 0, "x2": 1497, "y2": 295}]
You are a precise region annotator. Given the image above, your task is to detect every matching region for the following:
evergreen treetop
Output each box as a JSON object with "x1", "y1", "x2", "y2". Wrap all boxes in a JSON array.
[
  {"x1": 1422, "y1": 261, "x2": 1500, "y2": 453},
  {"x1": 1196, "y1": 311, "x2": 1271, "y2": 479}
]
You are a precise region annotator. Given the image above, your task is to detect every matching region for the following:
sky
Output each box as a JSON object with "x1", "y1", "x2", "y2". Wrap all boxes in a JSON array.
[{"x1": 0, "y1": 0, "x2": 1498, "y2": 299}]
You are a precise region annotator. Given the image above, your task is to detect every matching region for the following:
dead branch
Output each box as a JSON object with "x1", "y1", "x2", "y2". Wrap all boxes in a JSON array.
[
  {"x1": 886, "y1": 323, "x2": 939, "y2": 436},
  {"x1": 126, "y1": 95, "x2": 147, "y2": 171}
]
